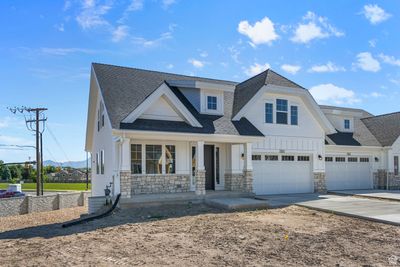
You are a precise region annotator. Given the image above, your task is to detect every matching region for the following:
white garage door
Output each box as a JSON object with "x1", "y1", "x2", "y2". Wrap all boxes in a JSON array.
[
  {"x1": 326, "y1": 156, "x2": 373, "y2": 190},
  {"x1": 252, "y1": 154, "x2": 313, "y2": 195}
]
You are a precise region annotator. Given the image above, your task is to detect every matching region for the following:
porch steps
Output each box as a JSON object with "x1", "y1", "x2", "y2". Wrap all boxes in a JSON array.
[{"x1": 119, "y1": 191, "x2": 254, "y2": 208}]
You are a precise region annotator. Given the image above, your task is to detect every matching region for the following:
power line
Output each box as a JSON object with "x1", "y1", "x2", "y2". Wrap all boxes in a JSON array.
[{"x1": 46, "y1": 124, "x2": 71, "y2": 163}]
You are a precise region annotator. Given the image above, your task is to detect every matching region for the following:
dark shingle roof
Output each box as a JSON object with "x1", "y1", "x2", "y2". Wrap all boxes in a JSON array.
[
  {"x1": 232, "y1": 69, "x2": 304, "y2": 118},
  {"x1": 326, "y1": 131, "x2": 361, "y2": 146},
  {"x1": 361, "y1": 112, "x2": 400, "y2": 146},
  {"x1": 93, "y1": 63, "x2": 262, "y2": 137}
]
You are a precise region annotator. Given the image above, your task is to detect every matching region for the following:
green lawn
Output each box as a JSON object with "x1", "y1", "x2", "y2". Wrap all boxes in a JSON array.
[{"x1": 0, "y1": 183, "x2": 91, "y2": 191}]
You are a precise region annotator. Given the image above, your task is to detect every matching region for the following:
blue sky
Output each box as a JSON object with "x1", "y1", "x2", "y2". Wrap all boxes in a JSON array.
[{"x1": 0, "y1": 0, "x2": 399, "y2": 163}]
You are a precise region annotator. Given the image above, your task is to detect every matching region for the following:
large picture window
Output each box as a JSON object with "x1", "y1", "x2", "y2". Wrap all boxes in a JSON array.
[
  {"x1": 276, "y1": 99, "x2": 288, "y2": 124},
  {"x1": 165, "y1": 145, "x2": 176, "y2": 174},
  {"x1": 265, "y1": 103, "x2": 273, "y2": 123},
  {"x1": 146, "y1": 145, "x2": 162, "y2": 174},
  {"x1": 131, "y1": 144, "x2": 142, "y2": 174}
]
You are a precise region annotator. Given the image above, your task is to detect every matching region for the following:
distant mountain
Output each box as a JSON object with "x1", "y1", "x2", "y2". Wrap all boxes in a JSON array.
[{"x1": 43, "y1": 159, "x2": 89, "y2": 169}]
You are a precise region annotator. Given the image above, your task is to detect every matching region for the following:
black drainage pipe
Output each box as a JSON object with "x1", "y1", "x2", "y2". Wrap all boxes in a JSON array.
[{"x1": 62, "y1": 194, "x2": 121, "y2": 228}]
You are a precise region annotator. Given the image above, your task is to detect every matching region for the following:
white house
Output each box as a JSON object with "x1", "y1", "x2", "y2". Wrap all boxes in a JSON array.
[{"x1": 85, "y1": 63, "x2": 400, "y2": 211}]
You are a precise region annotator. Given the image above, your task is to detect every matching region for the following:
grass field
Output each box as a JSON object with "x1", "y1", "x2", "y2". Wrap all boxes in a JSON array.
[{"x1": 0, "y1": 183, "x2": 90, "y2": 191}]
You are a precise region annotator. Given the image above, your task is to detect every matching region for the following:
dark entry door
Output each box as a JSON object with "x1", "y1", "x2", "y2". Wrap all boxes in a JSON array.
[{"x1": 204, "y1": 145, "x2": 215, "y2": 190}]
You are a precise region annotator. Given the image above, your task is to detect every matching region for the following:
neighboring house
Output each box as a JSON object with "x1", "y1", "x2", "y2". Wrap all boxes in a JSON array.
[
  {"x1": 85, "y1": 63, "x2": 400, "y2": 210},
  {"x1": 49, "y1": 169, "x2": 88, "y2": 182}
]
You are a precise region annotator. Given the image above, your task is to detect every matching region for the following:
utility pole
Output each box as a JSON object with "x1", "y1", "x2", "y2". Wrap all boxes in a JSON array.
[
  {"x1": 8, "y1": 106, "x2": 47, "y2": 196},
  {"x1": 40, "y1": 132, "x2": 44, "y2": 195}
]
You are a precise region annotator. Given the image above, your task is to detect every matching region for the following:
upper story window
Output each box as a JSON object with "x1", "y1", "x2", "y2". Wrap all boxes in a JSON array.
[
  {"x1": 394, "y1": 156, "x2": 399, "y2": 176},
  {"x1": 291, "y1": 106, "x2": 298, "y2": 125},
  {"x1": 97, "y1": 101, "x2": 105, "y2": 131},
  {"x1": 207, "y1": 96, "x2": 217, "y2": 110},
  {"x1": 265, "y1": 103, "x2": 273, "y2": 123},
  {"x1": 344, "y1": 119, "x2": 350, "y2": 129},
  {"x1": 276, "y1": 99, "x2": 288, "y2": 124}
]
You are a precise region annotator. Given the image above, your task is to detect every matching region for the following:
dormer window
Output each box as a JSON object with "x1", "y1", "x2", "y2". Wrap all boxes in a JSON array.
[
  {"x1": 344, "y1": 119, "x2": 350, "y2": 129},
  {"x1": 276, "y1": 99, "x2": 288, "y2": 124},
  {"x1": 207, "y1": 96, "x2": 217, "y2": 110}
]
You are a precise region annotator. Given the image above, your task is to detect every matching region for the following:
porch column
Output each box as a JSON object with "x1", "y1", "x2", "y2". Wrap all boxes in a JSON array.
[
  {"x1": 120, "y1": 138, "x2": 132, "y2": 199},
  {"x1": 243, "y1": 142, "x2": 253, "y2": 193},
  {"x1": 195, "y1": 141, "x2": 206, "y2": 195}
]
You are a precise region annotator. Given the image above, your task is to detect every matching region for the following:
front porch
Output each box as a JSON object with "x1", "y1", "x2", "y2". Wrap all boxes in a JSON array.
[{"x1": 116, "y1": 135, "x2": 256, "y2": 199}]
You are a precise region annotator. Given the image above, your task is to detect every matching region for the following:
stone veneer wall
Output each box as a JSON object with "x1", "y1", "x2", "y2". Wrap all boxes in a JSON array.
[
  {"x1": 132, "y1": 174, "x2": 190, "y2": 195},
  {"x1": 224, "y1": 172, "x2": 245, "y2": 191},
  {"x1": 373, "y1": 170, "x2": 400, "y2": 190},
  {"x1": 0, "y1": 191, "x2": 89, "y2": 218},
  {"x1": 242, "y1": 170, "x2": 253, "y2": 193},
  {"x1": 313, "y1": 172, "x2": 327, "y2": 193},
  {"x1": 195, "y1": 170, "x2": 206, "y2": 195}
]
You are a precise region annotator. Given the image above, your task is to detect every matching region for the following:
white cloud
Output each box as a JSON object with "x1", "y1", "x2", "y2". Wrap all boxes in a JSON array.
[
  {"x1": 379, "y1": 53, "x2": 400, "y2": 66},
  {"x1": 309, "y1": 83, "x2": 360, "y2": 105},
  {"x1": 200, "y1": 51, "x2": 208, "y2": 58},
  {"x1": 166, "y1": 64, "x2": 174, "y2": 69},
  {"x1": 188, "y1": 59, "x2": 205, "y2": 68},
  {"x1": 369, "y1": 39, "x2": 377, "y2": 48},
  {"x1": 55, "y1": 23, "x2": 65, "y2": 32},
  {"x1": 127, "y1": 0, "x2": 143, "y2": 11},
  {"x1": 244, "y1": 62, "x2": 270, "y2": 76},
  {"x1": 162, "y1": 0, "x2": 176, "y2": 9},
  {"x1": 291, "y1": 11, "x2": 344, "y2": 44},
  {"x1": 281, "y1": 64, "x2": 301, "y2": 75},
  {"x1": 40, "y1": 47, "x2": 97, "y2": 56},
  {"x1": 370, "y1": 92, "x2": 384, "y2": 97},
  {"x1": 355, "y1": 52, "x2": 381, "y2": 72},
  {"x1": 362, "y1": 4, "x2": 391, "y2": 24},
  {"x1": 112, "y1": 25, "x2": 129, "y2": 42},
  {"x1": 228, "y1": 46, "x2": 240, "y2": 63},
  {"x1": 390, "y1": 79, "x2": 400, "y2": 85},
  {"x1": 238, "y1": 17, "x2": 279, "y2": 46},
  {"x1": 132, "y1": 31, "x2": 173, "y2": 48},
  {"x1": 63, "y1": 0, "x2": 72, "y2": 11},
  {"x1": 76, "y1": 0, "x2": 112, "y2": 30},
  {"x1": 308, "y1": 62, "x2": 346, "y2": 73}
]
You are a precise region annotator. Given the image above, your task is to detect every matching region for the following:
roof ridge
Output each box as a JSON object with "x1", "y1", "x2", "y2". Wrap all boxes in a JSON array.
[
  {"x1": 266, "y1": 69, "x2": 306, "y2": 89},
  {"x1": 92, "y1": 62, "x2": 238, "y2": 85},
  {"x1": 361, "y1": 111, "x2": 400, "y2": 120},
  {"x1": 235, "y1": 69, "x2": 268, "y2": 87}
]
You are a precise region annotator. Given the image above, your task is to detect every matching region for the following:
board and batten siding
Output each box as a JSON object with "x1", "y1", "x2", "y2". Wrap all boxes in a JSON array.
[{"x1": 243, "y1": 92, "x2": 326, "y2": 172}]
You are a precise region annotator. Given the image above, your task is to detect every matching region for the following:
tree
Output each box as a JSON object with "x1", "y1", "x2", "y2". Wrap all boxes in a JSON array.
[
  {"x1": 9, "y1": 165, "x2": 22, "y2": 180},
  {"x1": 1, "y1": 166, "x2": 11, "y2": 181},
  {"x1": 0, "y1": 160, "x2": 4, "y2": 180}
]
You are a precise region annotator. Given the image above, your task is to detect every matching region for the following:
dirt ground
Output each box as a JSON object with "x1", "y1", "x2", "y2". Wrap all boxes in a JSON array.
[{"x1": 1, "y1": 204, "x2": 400, "y2": 267}]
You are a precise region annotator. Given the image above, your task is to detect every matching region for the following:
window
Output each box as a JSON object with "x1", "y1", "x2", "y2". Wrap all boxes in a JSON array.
[
  {"x1": 216, "y1": 147, "x2": 220, "y2": 184},
  {"x1": 252, "y1": 155, "x2": 262, "y2": 161},
  {"x1": 282, "y1": 155, "x2": 295, "y2": 161},
  {"x1": 131, "y1": 144, "x2": 142, "y2": 174},
  {"x1": 325, "y1": 157, "x2": 333, "y2": 162},
  {"x1": 265, "y1": 103, "x2": 273, "y2": 123},
  {"x1": 348, "y1": 157, "x2": 358, "y2": 162},
  {"x1": 100, "y1": 150, "x2": 105, "y2": 174},
  {"x1": 146, "y1": 145, "x2": 162, "y2": 174},
  {"x1": 98, "y1": 101, "x2": 104, "y2": 131},
  {"x1": 276, "y1": 99, "x2": 288, "y2": 124},
  {"x1": 335, "y1": 157, "x2": 346, "y2": 162},
  {"x1": 291, "y1": 106, "x2": 298, "y2": 125},
  {"x1": 297, "y1": 156, "x2": 310, "y2": 161},
  {"x1": 192, "y1": 147, "x2": 196, "y2": 178},
  {"x1": 395, "y1": 156, "x2": 399, "y2": 176},
  {"x1": 344, "y1": 119, "x2": 350, "y2": 129},
  {"x1": 207, "y1": 96, "x2": 217, "y2": 110},
  {"x1": 360, "y1": 157, "x2": 369, "y2": 163},
  {"x1": 265, "y1": 155, "x2": 279, "y2": 161},
  {"x1": 95, "y1": 153, "x2": 99, "y2": 174},
  {"x1": 165, "y1": 145, "x2": 176, "y2": 174}
]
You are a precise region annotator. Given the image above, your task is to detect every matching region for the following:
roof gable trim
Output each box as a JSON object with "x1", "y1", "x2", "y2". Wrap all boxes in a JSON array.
[{"x1": 121, "y1": 82, "x2": 202, "y2": 128}]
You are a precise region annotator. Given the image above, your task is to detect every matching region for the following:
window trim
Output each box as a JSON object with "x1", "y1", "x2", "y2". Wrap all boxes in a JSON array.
[{"x1": 207, "y1": 95, "x2": 218, "y2": 110}]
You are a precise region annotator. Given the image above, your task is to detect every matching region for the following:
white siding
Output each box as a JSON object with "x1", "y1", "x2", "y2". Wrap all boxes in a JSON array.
[
  {"x1": 139, "y1": 96, "x2": 184, "y2": 121},
  {"x1": 244, "y1": 92, "x2": 326, "y2": 172},
  {"x1": 324, "y1": 114, "x2": 354, "y2": 132}
]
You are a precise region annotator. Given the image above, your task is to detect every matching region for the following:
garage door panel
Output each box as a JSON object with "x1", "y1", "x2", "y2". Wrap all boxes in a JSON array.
[
  {"x1": 326, "y1": 158, "x2": 372, "y2": 190},
  {"x1": 253, "y1": 160, "x2": 313, "y2": 195}
]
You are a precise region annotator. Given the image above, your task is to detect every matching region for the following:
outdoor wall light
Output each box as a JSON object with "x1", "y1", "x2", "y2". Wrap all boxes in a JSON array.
[
  {"x1": 375, "y1": 157, "x2": 379, "y2": 162},
  {"x1": 241, "y1": 153, "x2": 244, "y2": 160},
  {"x1": 318, "y1": 155, "x2": 323, "y2": 160}
]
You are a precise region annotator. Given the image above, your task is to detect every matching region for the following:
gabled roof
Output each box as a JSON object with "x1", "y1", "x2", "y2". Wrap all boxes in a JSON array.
[
  {"x1": 232, "y1": 69, "x2": 305, "y2": 118},
  {"x1": 92, "y1": 63, "x2": 262, "y2": 137},
  {"x1": 361, "y1": 112, "x2": 400, "y2": 146}
]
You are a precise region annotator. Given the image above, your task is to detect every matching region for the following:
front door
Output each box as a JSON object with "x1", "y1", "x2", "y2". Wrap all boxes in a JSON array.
[{"x1": 204, "y1": 145, "x2": 215, "y2": 190}]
